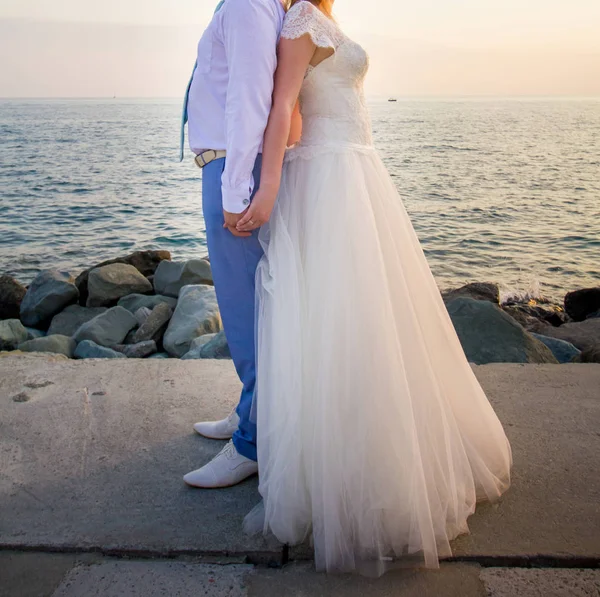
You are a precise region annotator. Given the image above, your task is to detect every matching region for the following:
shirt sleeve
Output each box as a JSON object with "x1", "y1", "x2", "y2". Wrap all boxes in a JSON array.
[{"x1": 221, "y1": 0, "x2": 280, "y2": 213}]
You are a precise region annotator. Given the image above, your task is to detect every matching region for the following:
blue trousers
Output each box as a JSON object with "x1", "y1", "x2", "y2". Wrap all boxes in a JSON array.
[{"x1": 201, "y1": 155, "x2": 263, "y2": 462}]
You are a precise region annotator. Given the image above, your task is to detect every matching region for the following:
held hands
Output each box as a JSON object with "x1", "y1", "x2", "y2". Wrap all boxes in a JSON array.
[
  {"x1": 236, "y1": 186, "x2": 278, "y2": 232},
  {"x1": 223, "y1": 210, "x2": 251, "y2": 238}
]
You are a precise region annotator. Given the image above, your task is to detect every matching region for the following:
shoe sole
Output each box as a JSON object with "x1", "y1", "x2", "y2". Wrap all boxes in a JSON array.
[
  {"x1": 183, "y1": 470, "x2": 258, "y2": 489},
  {"x1": 193, "y1": 427, "x2": 234, "y2": 440}
]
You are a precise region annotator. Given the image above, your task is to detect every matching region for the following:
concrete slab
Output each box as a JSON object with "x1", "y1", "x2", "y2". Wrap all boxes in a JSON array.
[
  {"x1": 450, "y1": 363, "x2": 600, "y2": 560},
  {"x1": 0, "y1": 551, "x2": 78, "y2": 597},
  {"x1": 45, "y1": 558, "x2": 488, "y2": 597},
  {"x1": 0, "y1": 357, "x2": 279, "y2": 558},
  {"x1": 1, "y1": 358, "x2": 599, "y2": 565},
  {"x1": 480, "y1": 567, "x2": 600, "y2": 597},
  {"x1": 51, "y1": 562, "x2": 252, "y2": 597},
  {"x1": 246, "y1": 562, "x2": 487, "y2": 597}
]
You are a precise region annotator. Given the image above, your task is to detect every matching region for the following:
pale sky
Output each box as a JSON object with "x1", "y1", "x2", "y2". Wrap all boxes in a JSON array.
[{"x1": 1, "y1": 0, "x2": 599, "y2": 97}]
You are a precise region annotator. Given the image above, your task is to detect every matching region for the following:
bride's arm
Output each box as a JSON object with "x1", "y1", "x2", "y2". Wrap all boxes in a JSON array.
[
  {"x1": 236, "y1": 35, "x2": 315, "y2": 232},
  {"x1": 288, "y1": 100, "x2": 302, "y2": 147}
]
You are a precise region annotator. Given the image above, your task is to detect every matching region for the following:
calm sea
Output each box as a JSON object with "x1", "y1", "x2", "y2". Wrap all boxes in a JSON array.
[{"x1": 1, "y1": 98, "x2": 599, "y2": 304}]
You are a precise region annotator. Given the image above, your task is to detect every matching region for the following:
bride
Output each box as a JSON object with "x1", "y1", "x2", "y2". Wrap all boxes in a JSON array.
[{"x1": 236, "y1": 0, "x2": 512, "y2": 575}]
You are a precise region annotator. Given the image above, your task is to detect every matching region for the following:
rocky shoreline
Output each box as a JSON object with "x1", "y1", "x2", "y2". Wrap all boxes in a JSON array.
[{"x1": 1, "y1": 249, "x2": 599, "y2": 364}]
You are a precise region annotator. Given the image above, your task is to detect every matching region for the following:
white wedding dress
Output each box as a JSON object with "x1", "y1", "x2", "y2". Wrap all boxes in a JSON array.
[{"x1": 247, "y1": 0, "x2": 512, "y2": 575}]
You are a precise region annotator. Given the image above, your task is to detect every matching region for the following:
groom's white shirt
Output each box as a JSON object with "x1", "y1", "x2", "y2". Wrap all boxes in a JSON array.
[{"x1": 188, "y1": 0, "x2": 285, "y2": 213}]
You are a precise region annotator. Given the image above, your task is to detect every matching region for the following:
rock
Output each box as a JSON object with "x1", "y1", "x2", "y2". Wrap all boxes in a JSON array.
[
  {"x1": 446, "y1": 297, "x2": 558, "y2": 364},
  {"x1": 181, "y1": 333, "x2": 217, "y2": 359},
  {"x1": 182, "y1": 330, "x2": 231, "y2": 359},
  {"x1": 0, "y1": 319, "x2": 28, "y2": 351},
  {"x1": 75, "y1": 250, "x2": 171, "y2": 306},
  {"x1": 529, "y1": 318, "x2": 600, "y2": 354},
  {"x1": 133, "y1": 306, "x2": 152, "y2": 327},
  {"x1": 19, "y1": 270, "x2": 79, "y2": 328},
  {"x1": 199, "y1": 331, "x2": 231, "y2": 359},
  {"x1": 47, "y1": 304, "x2": 108, "y2": 337},
  {"x1": 502, "y1": 303, "x2": 566, "y2": 330},
  {"x1": 18, "y1": 335, "x2": 76, "y2": 358},
  {"x1": 74, "y1": 340, "x2": 127, "y2": 359},
  {"x1": 148, "y1": 352, "x2": 170, "y2": 359},
  {"x1": 73, "y1": 306, "x2": 138, "y2": 347},
  {"x1": 123, "y1": 328, "x2": 138, "y2": 344},
  {"x1": 87, "y1": 263, "x2": 153, "y2": 308},
  {"x1": 153, "y1": 259, "x2": 213, "y2": 297},
  {"x1": 0, "y1": 350, "x2": 69, "y2": 361},
  {"x1": 0, "y1": 275, "x2": 27, "y2": 320},
  {"x1": 530, "y1": 333, "x2": 581, "y2": 364},
  {"x1": 580, "y1": 347, "x2": 600, "y2": 363},
  {"x1": 117, "y1": 293, "x2": 178, "y2": 313},
  {"x1": 587, "y1": 309, "x2": 600, "y2": 319},
  {"x1": 132, "y1": 302, "x2": 173, "y2": 344},
  {"x1": 564, "y1": 287, "x2": 600, "y2": 322},
  {"x1": 163, "y1": 285, "x2": 221, "y2": 357},
  {"x1": 25, "y1": 327, "x2": 46, "y2": 340},
  {"x1": 111, "y1": 340, "x2": 157, "y2": 358},
  {"x1": 442, "y1": 282, "x2": 500, "y2": 305}
]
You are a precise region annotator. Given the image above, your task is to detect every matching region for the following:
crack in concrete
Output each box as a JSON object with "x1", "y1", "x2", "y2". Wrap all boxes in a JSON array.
[{"x1": 1, "y1": 545, "x2": 598, "y2": 570}]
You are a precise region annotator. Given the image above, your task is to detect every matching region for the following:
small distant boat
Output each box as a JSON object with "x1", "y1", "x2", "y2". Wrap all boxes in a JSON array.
[{"x1": 388, "y1": 98, "x2": 397, "y2": 102}]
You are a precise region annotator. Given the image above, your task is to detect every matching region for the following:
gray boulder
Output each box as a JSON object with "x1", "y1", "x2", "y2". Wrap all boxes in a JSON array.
[
  {"x1": 0, "y1": 319, "x2": 28, "y2": 351},
  {"x1": 18, "y1": 335, "x2": 76, "y2": 358},
  {"x1": 20, "y1": 270, "x2": 79, "y2": 327},
  {"x1": 47, "y1": 304, "x2": 108, "y2": 337},
  {"x1": 181, "y1": 333, "x2": 217, "y2": 359},
  {"x1": 117, "y1": 293, "x2": 178, "y2": 313},
  {"x1": 0, "y1": 275, "x2": 27, "y2": 320},
  {"x1": 73, "y1": 306, "x2": 138, "y2": 347},
  {"x1": 163, "y1": 284, "x2": 221, "y2": 357},
  {"x1": 87, "y1": 263, "x2": 153, "y2": 307},
  {"x1": 153, "y1": 259, "x2": 213, "y2": 297},
  {"x1": 580, "y1": 347, "x2": 600, "y2": 363},
  {"x1": 132, "y1": 302, "x2": 173, "y2": 344},
  {"x1": 75, "y1": 250, "x2": 171, "y2": 306},
  {"x1": 182, "y1": 330, "x2": 230, "y2": 359},
  {"x1": 529, "y1": 318, "x2": 600, "y2": 354},
  {"x1": 530, "y1": 333, "x2": 581, "y2": 364},
  {"x1": 111, "y1": 340, "x2": 157, "y2": 358},
  {"x1": 148, "y1": 352, "x2": 170, "y2": 359},
  {"x1": 446, "y1": 297, "x2": 558, "y2": 364},
  {"x1": 25, "y1": 327, "x2": 46, "y2": 340},
  {"x1": 502, "y1": 303, "x2": 566, "y2": 330},
  {"x1": 564, "y1": 287, "x2": 600, "y2": 322},
  {"x1": 442, "y1": 282, "x2": 500, "y2": 305},
  {"x1": 123, "y1": 328, "x2": 138, "y2": 344},
  {"x1": 74, "y1": 340, "x2": 127, "y2": 359},
  {"x1": 133, "y1": 306, "x2": 152, "y2": 326}
]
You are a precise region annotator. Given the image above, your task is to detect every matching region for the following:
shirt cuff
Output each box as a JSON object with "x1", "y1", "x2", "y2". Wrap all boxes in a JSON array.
[{"x1": 221, "y1": 175, "x2": 255, "y2": 214}]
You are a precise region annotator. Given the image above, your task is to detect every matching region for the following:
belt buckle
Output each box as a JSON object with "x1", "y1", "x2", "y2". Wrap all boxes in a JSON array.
[{"x1": 194, "y1": 149, "x2": 217, "y2": 169}]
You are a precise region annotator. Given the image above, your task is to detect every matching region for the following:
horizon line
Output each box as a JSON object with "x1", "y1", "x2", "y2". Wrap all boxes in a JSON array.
[{"x1": 2, "y1": 94, "x2": 600, "y2": 101}]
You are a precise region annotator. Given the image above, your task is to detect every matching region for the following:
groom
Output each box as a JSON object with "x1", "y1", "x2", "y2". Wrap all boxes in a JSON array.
[{"x1": 180, "y1": 0, "x2": 285, "y2": 488}]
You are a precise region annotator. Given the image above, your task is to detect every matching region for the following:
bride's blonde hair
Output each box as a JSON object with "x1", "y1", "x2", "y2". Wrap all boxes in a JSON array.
[{"x1": 284, "y1": 0, "x2": 334, "y2": 18}]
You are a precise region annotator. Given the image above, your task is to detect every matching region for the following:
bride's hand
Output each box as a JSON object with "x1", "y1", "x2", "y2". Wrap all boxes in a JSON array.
[{"x1": 236, "y1": 186, "x2": 278, "y2": 232}]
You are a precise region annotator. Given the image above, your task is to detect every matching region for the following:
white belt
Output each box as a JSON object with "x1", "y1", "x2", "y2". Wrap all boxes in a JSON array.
[{"x1": 194, "y1": 149, "x2": 226, "y2": 169}]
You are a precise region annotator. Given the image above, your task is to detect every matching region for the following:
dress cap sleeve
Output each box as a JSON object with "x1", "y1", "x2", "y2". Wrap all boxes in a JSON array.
[{"x1": 280, "y1": 1, "x2": 337, "y2": 49}]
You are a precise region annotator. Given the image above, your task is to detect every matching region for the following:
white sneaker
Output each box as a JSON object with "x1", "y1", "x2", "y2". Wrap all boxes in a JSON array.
[
  {"x1": 193, "y1": 408, "x2": 240, "y2": 440},
  {"x1": 183, "y1": 440, "x2": 258, "y2": 488}
]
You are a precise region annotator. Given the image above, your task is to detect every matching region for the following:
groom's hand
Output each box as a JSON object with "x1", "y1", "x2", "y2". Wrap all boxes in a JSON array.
[{"x1": 223, "y1": 209, "x2": 251, "y2": 238}]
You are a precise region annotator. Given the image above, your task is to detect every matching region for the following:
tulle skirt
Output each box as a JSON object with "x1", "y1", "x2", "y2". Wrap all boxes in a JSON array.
[{"x1": 246, "y1": 145, "x2": 512, "y2": 575}]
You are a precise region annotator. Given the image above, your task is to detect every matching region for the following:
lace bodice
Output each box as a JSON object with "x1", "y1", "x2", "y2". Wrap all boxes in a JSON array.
[{"x1": 281, "y1": 1, "x2": 373, "y2": 158}]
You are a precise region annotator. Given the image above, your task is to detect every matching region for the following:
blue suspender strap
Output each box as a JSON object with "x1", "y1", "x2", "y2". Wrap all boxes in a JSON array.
[{"x1": 179, "y1": 0, "x2": 226, "y2": 162}]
